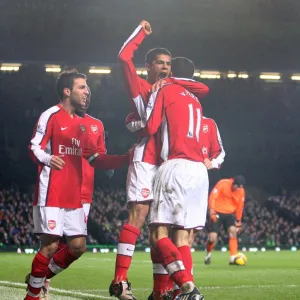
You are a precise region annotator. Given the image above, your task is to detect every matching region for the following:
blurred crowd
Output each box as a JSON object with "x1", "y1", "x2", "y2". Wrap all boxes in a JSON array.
[{"x1": 1, "y1": 183, "x2": 299, "y2": 249}]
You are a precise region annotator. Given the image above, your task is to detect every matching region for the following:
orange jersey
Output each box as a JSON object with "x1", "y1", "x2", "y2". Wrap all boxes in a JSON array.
[{"x1": 208, "y1": 178, "x2": 245, "y2": 220}]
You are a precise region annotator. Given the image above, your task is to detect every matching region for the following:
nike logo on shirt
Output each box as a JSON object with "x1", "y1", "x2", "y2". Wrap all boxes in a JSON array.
[{"x1": 61, "y1": 127, "x2": 68, "y2": 131}]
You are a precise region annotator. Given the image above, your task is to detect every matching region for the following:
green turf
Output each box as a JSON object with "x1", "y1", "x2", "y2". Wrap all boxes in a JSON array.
[{"x1": 0, "y1": 251, "x2": 299, "y2": 299}]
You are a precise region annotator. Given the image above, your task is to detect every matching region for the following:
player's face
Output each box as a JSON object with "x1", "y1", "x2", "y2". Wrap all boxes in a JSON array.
[
  {"x1": 76, "y1": 91, "x2": 91, "y2": 115},
  {"x1": 146, "y1": 54, "x2": 171, "y2": 83},
  {"x1": 70, "y1": 78, "x2": 89, "y2": 110}
]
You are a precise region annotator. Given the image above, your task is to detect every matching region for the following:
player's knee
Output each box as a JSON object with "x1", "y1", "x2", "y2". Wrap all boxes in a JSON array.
[
  {"x1": 173, "y1": 231, "x2": 190, "y2": 247},
  {"x1": 128, "y1": 204, "x2": 149, "y2": 229},
  {"x1": 208, "y1": 233, "x2": 217, "y2": 244},
  {"x1": 188, "y1": 231, "x2": 195, "y2": 247},
  {"x1": 128, "y1": 215, "x2": 146, "y2": 229},
  {"x1": 228, "y1": 226, "x2": 237, "y2": 238},
  {"x1": 229, "y1": 230, "x2": 237, "y2": 238},
  {"x1": 149, "y1": 235, "x2": 158, "y2": 248},
  {"x1": 40, "y1": 235, "x2": 60, "y2": 258},
  {"x1": 68, "y1": 239, "x2": 86, "y2": 257},
  {"x1": 41, "y1": 243, "x2": 59, "y2": 258},
  {"x1": 149, "y1": 229, "x2": 159, "y2": 247},
  {"x1": 149, "y1": 225, "x2": 168, "y2": 247}
]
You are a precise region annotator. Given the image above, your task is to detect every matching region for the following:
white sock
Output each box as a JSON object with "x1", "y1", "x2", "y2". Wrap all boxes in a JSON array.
[
  {"x1": 206, "y1": 252, "x2": 212, "y2": 259},
  {"x1": 230, "y1": 255, "x2": 236, "y2": 263}
]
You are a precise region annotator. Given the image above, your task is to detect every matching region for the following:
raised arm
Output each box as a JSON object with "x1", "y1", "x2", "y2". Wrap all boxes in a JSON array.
[{"x1": 118, "y1": 21, "x2": 151, "y2": 99}]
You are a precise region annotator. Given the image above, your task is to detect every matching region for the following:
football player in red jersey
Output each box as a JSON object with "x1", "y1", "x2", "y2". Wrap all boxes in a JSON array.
[
  {"x1": 25, "y1": 70, "x2": 129, "y2": 300},
  {"x1": 142, "y1": 57, "x2": 207, "y2": 300},
  {"x1": 25, "y1": 70, "x2": 90, "y2": 300},
  {"x1": 34, "y1": 86, "x2": 115, "y2": 299},
  {"x1": 169, "y1": 116, "x2": 225, "y2": 299},
  {"x1": 110, "y1": 21, "x2": 209, "y2": 300}
]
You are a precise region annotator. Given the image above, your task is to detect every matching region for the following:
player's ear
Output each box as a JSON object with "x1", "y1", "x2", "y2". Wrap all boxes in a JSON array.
[
  {"x1": 63, "y1": 87, "x2": 71, "y2": 97},
  {"x1": 145, "y1": 63, "x2": 151, "y2": 72}
]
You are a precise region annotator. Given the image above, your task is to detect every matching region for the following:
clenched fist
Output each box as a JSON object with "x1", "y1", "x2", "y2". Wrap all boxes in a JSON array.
[{"x1": 140, "y1": 20, "x2": 152, "y2": 35}]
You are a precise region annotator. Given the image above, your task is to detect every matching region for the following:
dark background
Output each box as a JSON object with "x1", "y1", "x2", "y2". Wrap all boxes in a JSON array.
[{"x1": 0, "y1": 0, "x2": 300, "y2": 192}]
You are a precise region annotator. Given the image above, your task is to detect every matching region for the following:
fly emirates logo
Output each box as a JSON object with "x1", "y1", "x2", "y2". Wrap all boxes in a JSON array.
[{"x1": 58, "y1": 138, "x2": 82, "y2": 156}]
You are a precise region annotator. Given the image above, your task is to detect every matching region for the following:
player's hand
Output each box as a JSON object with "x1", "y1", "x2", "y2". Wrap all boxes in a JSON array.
[
  {"x1": 210, "y1": 209, "x2": 218, "y2": 223},
  {"x1": 151, "y1": 79, "x2": 167, "y2": 92},
  {"x1": 236, "y1": 220, "x2": 242, "y2": 232},
  {"x1": 49, "y1": 155, "x2": 65, "y2": 170},
  {"x1": 140, "y1": 20, "x2": 152, "y2": 35},
  {"x1": 204, "y1": 158, "x2": 213, "y2": 170}
]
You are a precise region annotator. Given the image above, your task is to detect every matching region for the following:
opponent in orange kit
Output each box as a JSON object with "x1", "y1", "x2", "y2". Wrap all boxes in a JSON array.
[{"x1": 205, "y1": 175, "x2": 246, "y2": 265}]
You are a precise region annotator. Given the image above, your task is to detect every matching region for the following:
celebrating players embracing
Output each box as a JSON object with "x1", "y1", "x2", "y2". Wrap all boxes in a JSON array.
[
  {"x1": 110, "y1": 20, "x2": 209, "y2": 300},
  {"x1": 143, "y1": 57, "x2": 208, "y2": 300}
]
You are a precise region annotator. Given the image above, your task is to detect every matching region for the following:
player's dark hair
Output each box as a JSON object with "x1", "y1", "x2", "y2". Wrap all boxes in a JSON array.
[
  {"x1": 145, "y1": 48, "x2": 172, "y2": 64},
  {"x1": 56, "y1": 68, "x2": 87, "y2": 99},
  {"x1": 171, "y1": 57, "x2": 195, "y2": 79},
  {"x1": 233, "y1": 175, "x2": 246, "y2": 187}
]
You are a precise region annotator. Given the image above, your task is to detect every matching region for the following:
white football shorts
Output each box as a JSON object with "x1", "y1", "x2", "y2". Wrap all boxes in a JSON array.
[
  {"x1": 33, "y1": 206, "x2": 87, "y2": 236},
  {"x1": 82, "y1": 203, "x2": 91, "y2": 220},
  {"x1": 126, "y1": 161, "x2": 158, "y2": 202},
  {"x1": 149, "y1": 159, "x2": 209, "y2": 230}
]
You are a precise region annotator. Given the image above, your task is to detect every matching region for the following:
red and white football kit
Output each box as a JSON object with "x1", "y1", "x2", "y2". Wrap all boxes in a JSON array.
[
  {"x1": 143, "y1": 84, "x2": 209, "y2": 229},
  {"x1": 119, "y1": 24, "x2": 209, "y2": 202},
  {"x1": 29, "y1": 105, "x2": 128, "y2": 236},
  {"x1": 201, "y1": 117, "x2": 225, "y2": 169},
  {"x1": 29, "y1": 104, "x2": 88, "y2": 236}
]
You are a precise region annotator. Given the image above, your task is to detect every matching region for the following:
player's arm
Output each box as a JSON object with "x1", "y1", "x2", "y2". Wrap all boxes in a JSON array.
[
  {"x1": 29, "y1": 113, "x2": 64, "y2": 170},
  {"x1": 83, "y1": 145, "x2": 130, "y2": 170},
  {"x1": 83, "y1": 121, "x2": 130, "y2": 170},
  {"x1": 118, "y1": 21, "x2": 151, "y2": 101},
  {"x1": 88, "y1": 152, "x2": 129, "y2": 170},
  {"x1": 141, "y1": 88, "x2": 165, "y2": 136},
  {"x1": 235, "y1": 190, "x2": 245, "y2": 226},
  {"x1": 169, "y1": 77, "x2": 209, "y2": 99},
  {"x1": 209, "y1": 120, "x2": 225, "y2": 169},
  {"x1": 151, "y1": 78, "x2": 209, "y2": 100}
]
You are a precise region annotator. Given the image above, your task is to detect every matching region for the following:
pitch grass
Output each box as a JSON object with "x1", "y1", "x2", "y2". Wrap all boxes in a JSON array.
[{"x1": 0, "y1": 251, "x2": 299, "y2": 299}]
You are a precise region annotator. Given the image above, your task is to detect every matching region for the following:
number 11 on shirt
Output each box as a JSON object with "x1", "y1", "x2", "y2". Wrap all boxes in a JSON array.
[{"x1": 187, "y1": 103, "x2": 201, "y2": 142}]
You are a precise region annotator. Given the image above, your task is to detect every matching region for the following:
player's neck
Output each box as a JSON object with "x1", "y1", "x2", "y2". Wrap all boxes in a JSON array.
[
  {"x1": 76, "y1": 112, "x2": 86, "y2": 118},
  {"x1": 60, "y1": 100, "x2": 76, "y2": 116},
  {"x1": 147, "y1": 76, "x2": 157, "y2": 85}
]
